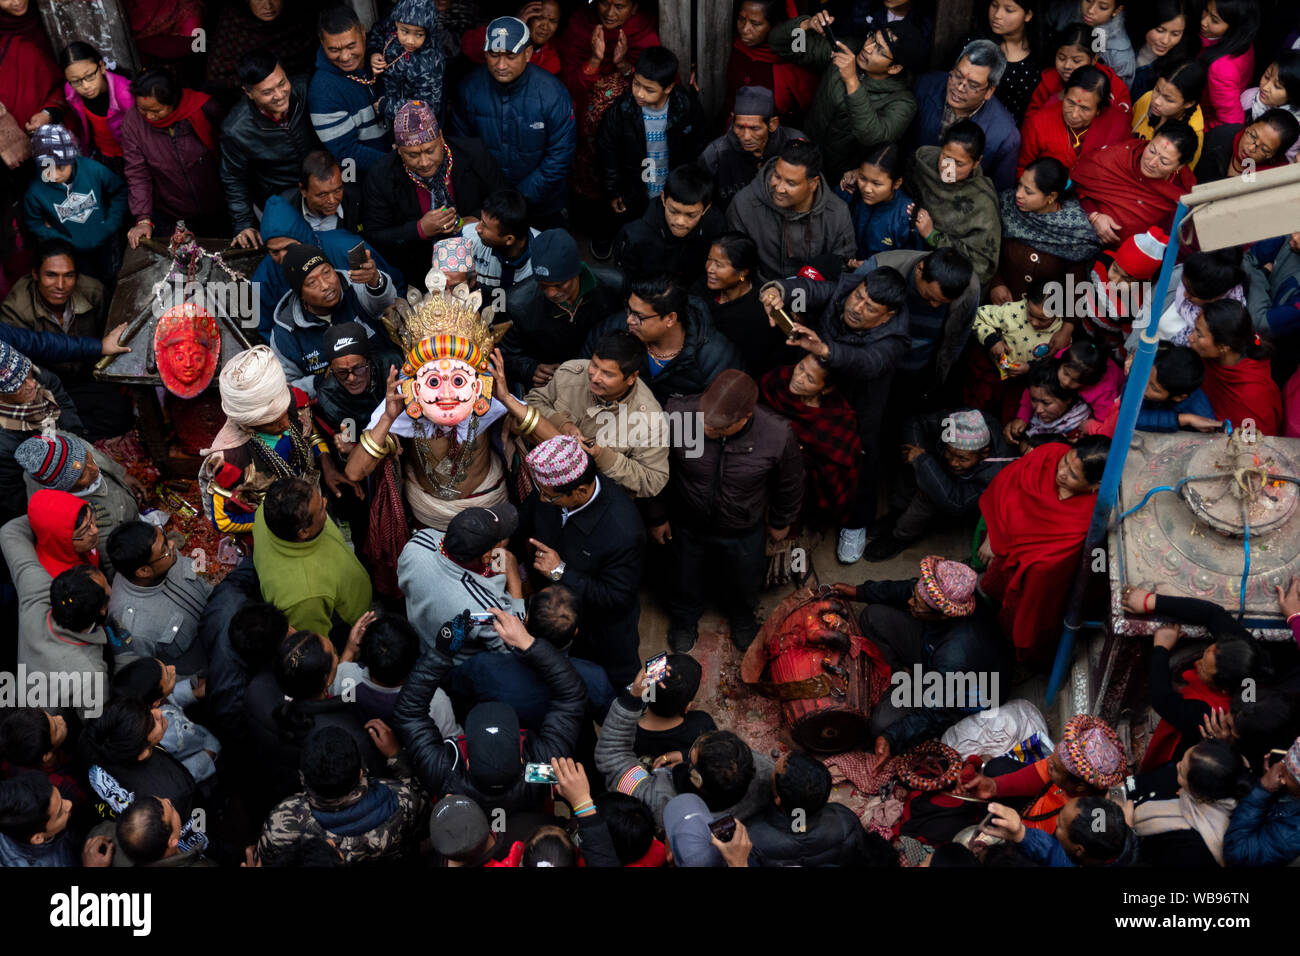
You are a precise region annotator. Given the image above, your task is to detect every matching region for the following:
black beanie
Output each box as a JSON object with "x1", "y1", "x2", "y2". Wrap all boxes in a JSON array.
[{"x1": 281, "y1": 244, "x2": 330, "y2": 296}]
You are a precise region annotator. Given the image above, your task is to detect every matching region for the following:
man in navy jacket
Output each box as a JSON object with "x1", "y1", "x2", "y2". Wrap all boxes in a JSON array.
[
  {"x1": 525, "y1": 436, "x2": 645, "y2": 687},
  {"x1": 451, "y1": 17, "x2": 575, "y2": 225},
  {"x1": 908, "y1": 40, "x2": 1020, "y2": 192}
]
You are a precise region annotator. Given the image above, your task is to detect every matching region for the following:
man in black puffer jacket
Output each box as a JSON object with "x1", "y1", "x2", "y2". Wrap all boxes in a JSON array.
[
  {"x1": 219, "y1": 51, "x2": 322, "y2": 245},
  {"x1": 393, "y1": 608, "x2": 586, "y2": 816},
  {"x1": 582, "y1": 275, "x2": 741, "y2": 406},
  {"x1": 747, "y1": 751, "x2": 870, "y2": 866}
]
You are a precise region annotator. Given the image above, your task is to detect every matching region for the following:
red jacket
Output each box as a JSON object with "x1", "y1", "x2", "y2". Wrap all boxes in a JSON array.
[
  {"x1": 1072, "y1": 139, "x2": 1195, "y2": 247},
  {"x1": 1026, "y1": 64, "x2": 1130, "y2": 119},
  {"x1": 0, "y1": 33, "x2": 64, "y2": 128},
  {"x1": 1016, "y1": 99, "x2": 1134, "y2": 176}
]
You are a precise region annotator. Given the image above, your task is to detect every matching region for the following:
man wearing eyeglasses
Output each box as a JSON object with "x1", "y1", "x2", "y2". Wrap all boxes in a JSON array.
[
  {"x1": 770, "y1": 11, "x2": 924, "y2": 182},
  {"x1": 582, "y1": 274, "x2": 741, "y2": 405},
  {"x1": 910, "y1": 39, "x2": 1022, "y2": 192},
  {"x1": 311, "y1": 322, "x2": 401, "y2": 550}
]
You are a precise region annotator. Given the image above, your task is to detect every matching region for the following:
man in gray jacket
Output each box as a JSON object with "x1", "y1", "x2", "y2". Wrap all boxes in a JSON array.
[
  {"x1": 106, "y1": 521, "x2": 213, "y2": 676},
  {"x1": 725, "y1": 138, "x2": 854, "y2": 283},
  {"x1": 595, "y1": 667, "x2": 775, "y2": 829}
]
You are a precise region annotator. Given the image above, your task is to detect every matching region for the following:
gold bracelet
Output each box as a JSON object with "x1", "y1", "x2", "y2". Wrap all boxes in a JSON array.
[
  {"x1": 517, "y1": 407, "x2": 540, "y2": 437},
  {"x1": 359, "y1": 429, "x2": 390, "y2": 459}
]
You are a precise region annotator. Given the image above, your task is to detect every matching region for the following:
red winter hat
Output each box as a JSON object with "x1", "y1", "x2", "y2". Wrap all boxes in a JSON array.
[{"x1": 1112, "y1": 227, "x2": 1167, "y2": 281}]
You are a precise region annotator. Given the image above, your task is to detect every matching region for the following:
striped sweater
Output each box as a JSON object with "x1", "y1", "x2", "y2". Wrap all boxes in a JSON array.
[{"x1": 308, "y1": 46, "x2": 394, "y2": 173}]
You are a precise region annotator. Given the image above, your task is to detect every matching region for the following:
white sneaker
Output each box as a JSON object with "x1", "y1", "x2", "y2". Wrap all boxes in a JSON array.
[{"x1": 837, "y1": 527, "x2": 867, "y2": 564}]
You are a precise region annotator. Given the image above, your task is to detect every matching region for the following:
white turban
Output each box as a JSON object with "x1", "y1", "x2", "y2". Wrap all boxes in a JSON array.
[{"x1": 219, "y1": 345, "x2": 291, "y2": 428}]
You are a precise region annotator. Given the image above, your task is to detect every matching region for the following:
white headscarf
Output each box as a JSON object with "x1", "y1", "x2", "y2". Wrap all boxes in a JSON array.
[{"x1": 219, "y1": 345, "x2": 291, "y2": 429}]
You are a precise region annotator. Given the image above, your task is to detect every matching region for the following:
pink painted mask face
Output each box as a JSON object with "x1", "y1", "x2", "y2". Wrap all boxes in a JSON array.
[{"x1": 414, "y1": 357, "x2": 481, "y2": 427}]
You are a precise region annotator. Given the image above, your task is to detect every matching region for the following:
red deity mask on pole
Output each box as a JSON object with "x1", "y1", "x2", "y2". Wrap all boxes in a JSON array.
[{"x1": 155, "y1": 304, "x2": 220, "y2": 398}]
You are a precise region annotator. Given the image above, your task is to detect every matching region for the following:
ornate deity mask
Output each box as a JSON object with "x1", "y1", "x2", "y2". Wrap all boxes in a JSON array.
[
  {"x1": 388, "y1": 272, "x2": 510, "y2": 428},
  {"x1": 412, "y1": 355, "x2": 484, "y2": 427},
  {"x1": 155, "y1": 303, "x2": 220, "y2": 398}
]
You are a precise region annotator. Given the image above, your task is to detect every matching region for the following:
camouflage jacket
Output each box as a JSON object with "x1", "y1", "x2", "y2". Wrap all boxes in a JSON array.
[{"x1": 256, "y1": 758, "x2": 427, "y2": 866}]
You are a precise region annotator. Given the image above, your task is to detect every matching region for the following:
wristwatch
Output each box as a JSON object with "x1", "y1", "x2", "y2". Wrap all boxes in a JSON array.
[{"x1": 549, "y1": 561, "x2": 566, "y2": 582}]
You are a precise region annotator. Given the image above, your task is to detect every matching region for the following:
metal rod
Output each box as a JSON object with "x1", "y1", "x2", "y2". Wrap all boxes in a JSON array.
[{"x1": 1046, "y1": 202, "x2": 1189, "y2": 707}]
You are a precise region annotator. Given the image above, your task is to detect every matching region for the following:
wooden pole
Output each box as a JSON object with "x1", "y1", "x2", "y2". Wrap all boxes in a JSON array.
[
  {"x1": 350, "y1": 0, "x2": 378, "y2": 31},
  {"x1": 932, "y1": 0, "x2": 974, "y2": 68},
  {"x1": 658, "y1": 0, "x2": 692, "y2": 96},
  {"x1": 696, "y1": 0, "x2": 733, "y2": 122},
  {"x1": 39, "y1": 0, "x2": 140, "y2": 74}
]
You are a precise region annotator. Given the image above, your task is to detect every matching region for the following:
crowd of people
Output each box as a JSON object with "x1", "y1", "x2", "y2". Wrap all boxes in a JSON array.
[{"x1": 1, "y1": 0, "x2": 1300, "y2": 870}]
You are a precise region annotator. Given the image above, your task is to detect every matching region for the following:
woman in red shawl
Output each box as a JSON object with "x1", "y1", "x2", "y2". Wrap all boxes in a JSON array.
[
  {"x1": 29, "y1": 488, "x2": 100, "y2": 577},
  {"x1": 759, "y1": 355, "x2": 861, "y2": 530},
  {"x1": 1015, "y1": 65, "x2": 1133, "y2": 177},
  {"x1": 726, "y1": 0, "x2": 816, "y2": 126},
  {"x1": 1070, "y1": 119, "x2": 1197, "y2": 248},
  {"x1": 555, "y1": 0, "x2": 659, "y2": 215},
  {"x1": 1188, "y1": 299, "x2": 1283, "y2": 435},
  {"x1": 978, "y1": 437, "x2": 1110, "y2": 668},
  {"x1": 0, "y1": 0, "x2": 65, "y2": 163},
  {"x1": 119, "y1": 66, "x2": 226, "y2": 248}
]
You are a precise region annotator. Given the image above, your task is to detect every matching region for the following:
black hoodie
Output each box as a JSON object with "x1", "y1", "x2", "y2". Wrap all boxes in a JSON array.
[
  {"x1": 612, "y1": 197, "x2": 727, "y2": 287},
  {"x1": 582, "y1": 296, "x2": 743, "y2": 405}
]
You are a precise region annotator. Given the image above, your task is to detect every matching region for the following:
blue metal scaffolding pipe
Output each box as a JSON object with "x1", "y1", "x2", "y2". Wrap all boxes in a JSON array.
[{"x1": 1045, "y1": 202, "x2": 1189, "y2": 707}]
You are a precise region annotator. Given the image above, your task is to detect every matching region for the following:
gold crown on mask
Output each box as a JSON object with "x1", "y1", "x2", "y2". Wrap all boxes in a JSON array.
[{"x1": 382, "y1": 275, "x2": 511, "y2": 418}]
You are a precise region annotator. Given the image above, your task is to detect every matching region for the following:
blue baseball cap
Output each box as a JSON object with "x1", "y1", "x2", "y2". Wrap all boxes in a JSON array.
[
  {"x1": 484, "y1": 16, "x2": 530, "y2": 54},
  {"x1": 662, "y1": 794, "x2": 725, "y2": 867}
]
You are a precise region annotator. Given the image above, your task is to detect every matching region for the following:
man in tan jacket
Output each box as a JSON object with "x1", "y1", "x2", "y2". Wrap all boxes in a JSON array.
[{"x1": 491, "y1": 329, "x2": 669, "y2": 499}]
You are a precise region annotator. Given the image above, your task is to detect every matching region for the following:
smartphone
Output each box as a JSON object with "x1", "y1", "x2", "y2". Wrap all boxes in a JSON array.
[
  {"x1": 645, "y1": 652, "x2": 668, "y2": 683},
  {"x1": 347, "y1": 241, "x2": 368, "y2": 271},
  {"x1": 772, "y1": 306, "x2": 797, "y2": 338},
  {"x1": 708, "y1": 815, "x2": 737, "y2": 843},
  {"x1": 467, "y1": 610, "x2": 497, "y2": 624},
  {"x1": 524, "y1": 762, "x2": 558, "y2": 784},
  {"x1": 821, "y1": 20, "x2": 839, "y2": 51}
]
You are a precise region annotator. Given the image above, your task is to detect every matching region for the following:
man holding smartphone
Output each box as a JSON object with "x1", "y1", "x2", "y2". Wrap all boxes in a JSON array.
[
  {"x1": 268, "y1": 243, "x2": 398, "y2": 397},
  {"x1": 1225, "y1": 736, "x2": 1300, "y2": 866}
]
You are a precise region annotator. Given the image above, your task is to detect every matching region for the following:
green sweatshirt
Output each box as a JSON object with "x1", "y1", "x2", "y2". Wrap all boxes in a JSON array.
[
  {"x1": 252, "y1": 506, "x2": 372, "y2": 637},
  {"x1": 769, "y1": 17, "x2": 918, "y2": 181}
]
